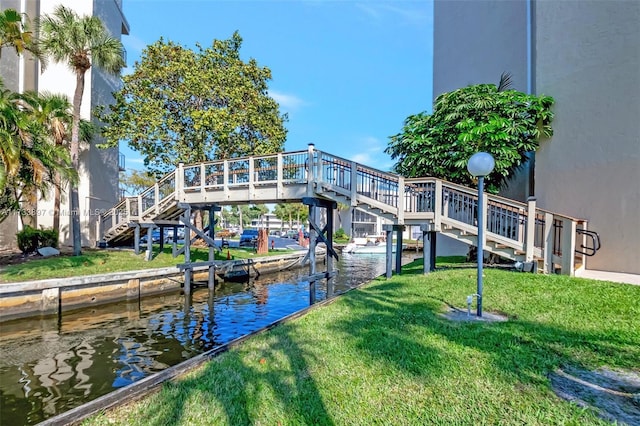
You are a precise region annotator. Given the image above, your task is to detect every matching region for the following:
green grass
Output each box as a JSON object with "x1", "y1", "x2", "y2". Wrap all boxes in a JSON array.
[
  {"x1": 0, "y1": 246, "x2": 294, "y2": 283},
  {"x1": 83, "y1": 261, "x2": 640, "y2": 425}
]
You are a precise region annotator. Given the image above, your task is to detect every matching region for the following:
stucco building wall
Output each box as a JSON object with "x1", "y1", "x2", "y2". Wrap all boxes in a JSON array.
[
  {"x1": 433, "y1": 0, "x2": 531, "y2": 202},
  {"x1": 434, "y1": 0, "x2": 639, "y2": 274},
  {"x1": 533, "y1": 1, "x2": 640, "y2": 273}
]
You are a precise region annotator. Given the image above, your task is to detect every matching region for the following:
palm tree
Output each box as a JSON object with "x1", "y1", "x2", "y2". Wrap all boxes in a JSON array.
[
  {"x1": 0, "y1": 82, "x2": 75, "y2": 226},
  {"x1": 0, "y1": 83, "x2": 24, "y2": 192},
  {"x1": 0, "y1": 8, "x2": 43, "y2": 62},
  {"x1": 40, "y1": 5, "x2": 124, "y2": 255},
  {"x1": 21, "y1": 91, "x2": 92, "y2": 231},
  {"x1": 0, "y1": 8, "x2": 32, "y2": 57}
]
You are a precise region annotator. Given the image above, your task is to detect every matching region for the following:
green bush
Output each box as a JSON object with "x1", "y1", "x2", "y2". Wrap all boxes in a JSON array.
[
  {"x1": 16, "y1": 226, "x2": 39, "y2": 254},
  {"x1": 16, "y1": 226, "x2": 59, "y2": 254},
  {"x1": 333, "y1": 227, "x2": 348, "y2": 240},
  {"x1": 39, "y1": 228, "x2": 59, "y2": 248}
]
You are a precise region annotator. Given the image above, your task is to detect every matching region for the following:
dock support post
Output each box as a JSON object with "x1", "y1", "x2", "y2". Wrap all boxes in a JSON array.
[
  {"x1": 172, "y1": 225, "x2": 178, "y2": 257},
  {"x1": 326, "y1": 203, "x2": 335, "y2": 298},
  {"x1": 308, "y1": 205, "x2": 317, "y2": 305},
  {"x1": 383, "y1": 224, "x2": 405, "y2": 276},
  {"x1": 421, "y1": 223, "x2": 437, "y2": 274},
  {"x1": 183, "y1": 207, "x2": 192, "y2": 295},
  {"x1": 395, "y1": 228, "x2": 403, "y2": 274},
  {"x1": 145, "y1": 227, "x2": 153, "y2": 261},
  {"x1": 208, "y1": 208, "x2": 216, "y2": 291},
  {"x1": 301, "y1": 197, "x2": 340, "y2": 303},
  {"x1": 385, "y1": 228, "x2": 393, "y2": 279},
  {"x1": 134, "y1": 224, "x2": 140, "y2": 255}
]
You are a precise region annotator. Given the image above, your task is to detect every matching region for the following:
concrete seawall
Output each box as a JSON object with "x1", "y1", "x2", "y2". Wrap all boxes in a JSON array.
[{"x1": 0, "y1": 251, "x2": 320, "y2": 322}]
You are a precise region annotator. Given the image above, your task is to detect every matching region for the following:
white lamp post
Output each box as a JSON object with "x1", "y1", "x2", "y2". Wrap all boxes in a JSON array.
[{"x1": 467, "y1": 152, "x2": 495, "y2": 317}]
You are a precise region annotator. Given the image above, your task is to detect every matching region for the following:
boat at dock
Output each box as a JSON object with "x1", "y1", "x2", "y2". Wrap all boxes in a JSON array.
[{"x1": 342, "y1": 238, "x2": 406, "y2": 254}]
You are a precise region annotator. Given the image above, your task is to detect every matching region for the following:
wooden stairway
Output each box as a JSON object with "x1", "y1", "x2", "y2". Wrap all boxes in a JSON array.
[{"x1": 99, "y1": 146, "x2": 597, "y2": 275}]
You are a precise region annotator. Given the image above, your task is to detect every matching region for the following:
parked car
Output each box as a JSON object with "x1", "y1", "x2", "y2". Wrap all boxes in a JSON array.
[
  {"x1": 284, "y1": 230, "x2": 299, "y2": 239},
  {"x1": 140, "y1": 229, "x2": 161, "y2": 244},
  {"x1": 239, "y1": 229, "x2": 259, "y2": 247},
  {"x1": 293, "y1": 231, "x2": 309, "y2": 241}
]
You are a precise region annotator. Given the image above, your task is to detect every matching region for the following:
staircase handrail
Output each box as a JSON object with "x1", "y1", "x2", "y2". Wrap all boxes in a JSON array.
[
  {"x1": 316, "y1": 150, "x2": 402, "y2": 218},
  {"x1": 136, "y1": 170, "x2": 176, "y2": 218}
]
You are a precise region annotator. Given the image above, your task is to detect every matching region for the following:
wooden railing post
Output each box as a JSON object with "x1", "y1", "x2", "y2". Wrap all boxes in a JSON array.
[
  {"x1": 200, "y1": 163, "x2": 206, "y2": 195},
  {"x1": 397, "y1": 176, "x2": 405, "y2": 224},
  {"x1": 561, "y1": 217, "x2": 577, "y2": 276},
  {"x1": 525, "y1": 197, "x2": 536, "y2": 262},
  {"x1": 277, "y1": 153, "x2": 284, "y2": 197},
  {"x1": 350, "y1": 161, "x2": 358, "y2": 207},
  {"x1": 137, "y1": 195, "x2": 143, "y2": 217},
  {"x1": 441, "y1": 183, "x2": 450, "y2": 225},
  {"x1": 176, "y1": 163, "x2": 184, "y2": 201},
  {"x1": 249, "y1": 156, "x2": 255, "y2": 200},
  {"x1": 223, "y1": 160, "x2": 230, "y2": 199},
  {"x1": 125, "y1": 198, "x2": 132, "y2": 221},
  {"x1": 154, "y1": 183, "x2": 160, "y2": 214},
  {"x1": 434, "y1": 180, "x2": 442, "y2": 231},
  {"x1": 307, "y1": 143, "x2": 315, "y2": 196}
]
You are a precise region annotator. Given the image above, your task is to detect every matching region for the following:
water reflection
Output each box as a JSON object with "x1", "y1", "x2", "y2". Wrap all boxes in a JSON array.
[{"x1": 0, "y1": 253, "x2": 414, "y2": 425}]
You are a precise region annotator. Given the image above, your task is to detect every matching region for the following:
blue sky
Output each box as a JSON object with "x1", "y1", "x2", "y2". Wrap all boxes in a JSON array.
[{"x1": 120, "y1": 0, "x2": 433, "y2": 172}]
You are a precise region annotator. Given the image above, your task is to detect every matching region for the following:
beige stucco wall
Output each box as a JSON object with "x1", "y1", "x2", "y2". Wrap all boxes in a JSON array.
[
  {"x1": 534, "y1": 1, "x2": 640, "y2": 274},
  {"x1": 433, "y1": 0, "x2": 531, "y2": 202}
]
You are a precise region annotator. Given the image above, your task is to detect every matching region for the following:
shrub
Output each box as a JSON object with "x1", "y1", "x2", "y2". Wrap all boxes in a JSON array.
[
  {"x1": 16, "y1": 226, "x2": 39, "y2": 254},
  {"x1": 334, "y1": 227, "x2": 348, "y2": 240},
  {"x1": 39, "y1": 228, "x2": 59, "y2": 248},
  {"x1": 16, "y1": 226, "x2": 59, "y2": 254}
]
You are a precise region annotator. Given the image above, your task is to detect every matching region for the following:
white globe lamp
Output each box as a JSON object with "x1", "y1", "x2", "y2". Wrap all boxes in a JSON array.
[{"x1": 467, "y1": 152, "x2": 494, "y2": 317}]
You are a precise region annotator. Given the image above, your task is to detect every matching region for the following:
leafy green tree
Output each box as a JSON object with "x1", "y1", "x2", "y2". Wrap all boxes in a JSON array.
[
  {"x1": 21, "y1": 91, "x2": 93, "y2": 231},
  {"x1": 0, "y1": 83, "x2": 23, "y2": 191},
  {"x1": 119, "y1": 169, "x2": 157, "y2": 197},
  {"x1": 0, "y1": 8, "x2": 40, "y2": 60},
  {"x1": 221, "y1": 206, "x2": 238, "y2": 228},
  {"x1": 0, "y1": 83, "x2": 76, "y2": 225},
  {"x1": 98, "y1": 32, "x2": 288, "y2": 175},
  {"x1": 273, "y1": 203, "x2": 308, "y2": 229},
  {"x1": 246, "y1": 204, "x2": 269, "y2": 222},
  {"x1": 40, "y1": 5, "x2": 125, "y2": 255},
  {"x1": 385, "y1": 74, "x2": 554, "y2": 193}
]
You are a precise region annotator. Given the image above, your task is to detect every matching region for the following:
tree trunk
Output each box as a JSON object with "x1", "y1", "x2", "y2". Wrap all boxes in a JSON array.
[
  {"x1": 70, "y1": 71, "x2": 85, "y2": 255},
  {"x1": 53, "y1": 167, "x2": 61, "y2": 233},
  {"x1": 21, "y1": 188, "x2": 37, "y2": 228},
  {"x1": 191, "y1": 210, "x2": 204, "y2": 242}
]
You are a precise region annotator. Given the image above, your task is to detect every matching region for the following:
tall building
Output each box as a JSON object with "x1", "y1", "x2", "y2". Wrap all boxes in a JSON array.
[
  {"x1": 433, "y1": 0, "x2": 640, "y2": 275},
  {"x1": 0, "y1": 0, "x2": 129, "y2": 249}
]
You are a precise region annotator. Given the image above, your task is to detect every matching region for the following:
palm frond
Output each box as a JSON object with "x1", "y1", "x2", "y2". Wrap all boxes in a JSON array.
[{"x1": 497, "y1": 72, "x2": 513, "y2": 92}]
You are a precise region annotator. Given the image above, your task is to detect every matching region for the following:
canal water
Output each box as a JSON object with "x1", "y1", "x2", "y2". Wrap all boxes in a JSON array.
[{"x1": 0, "y1": 252, "x2": 417, "y2": 425}]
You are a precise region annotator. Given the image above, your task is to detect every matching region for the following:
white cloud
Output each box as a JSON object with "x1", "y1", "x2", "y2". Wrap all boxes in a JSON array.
[
  {"x1": 269, "y1": 90, "x2": 306, "y2": 111},
  {"x1": 351, "y1": 152, "x2": 373, "y2": 164},
  {"x1": 123, "y1": 34, "x2": 148, "y2": 57},
  {"x1": 348, "y1": 137, "x2": 394, "y2": 171}
]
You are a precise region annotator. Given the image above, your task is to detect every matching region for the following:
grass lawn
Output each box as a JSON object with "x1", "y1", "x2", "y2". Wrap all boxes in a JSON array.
[
  {"x1": 83, "y1": 261, "x2": 639, "y2": 425},
  {"x1": 0, "y1": 246, "x2": 294, "y2": 283}
]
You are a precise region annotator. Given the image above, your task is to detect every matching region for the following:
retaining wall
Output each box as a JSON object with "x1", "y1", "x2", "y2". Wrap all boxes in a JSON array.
[{"x1": 0, "y1": 252, "x2": 319, "y2": 322}]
